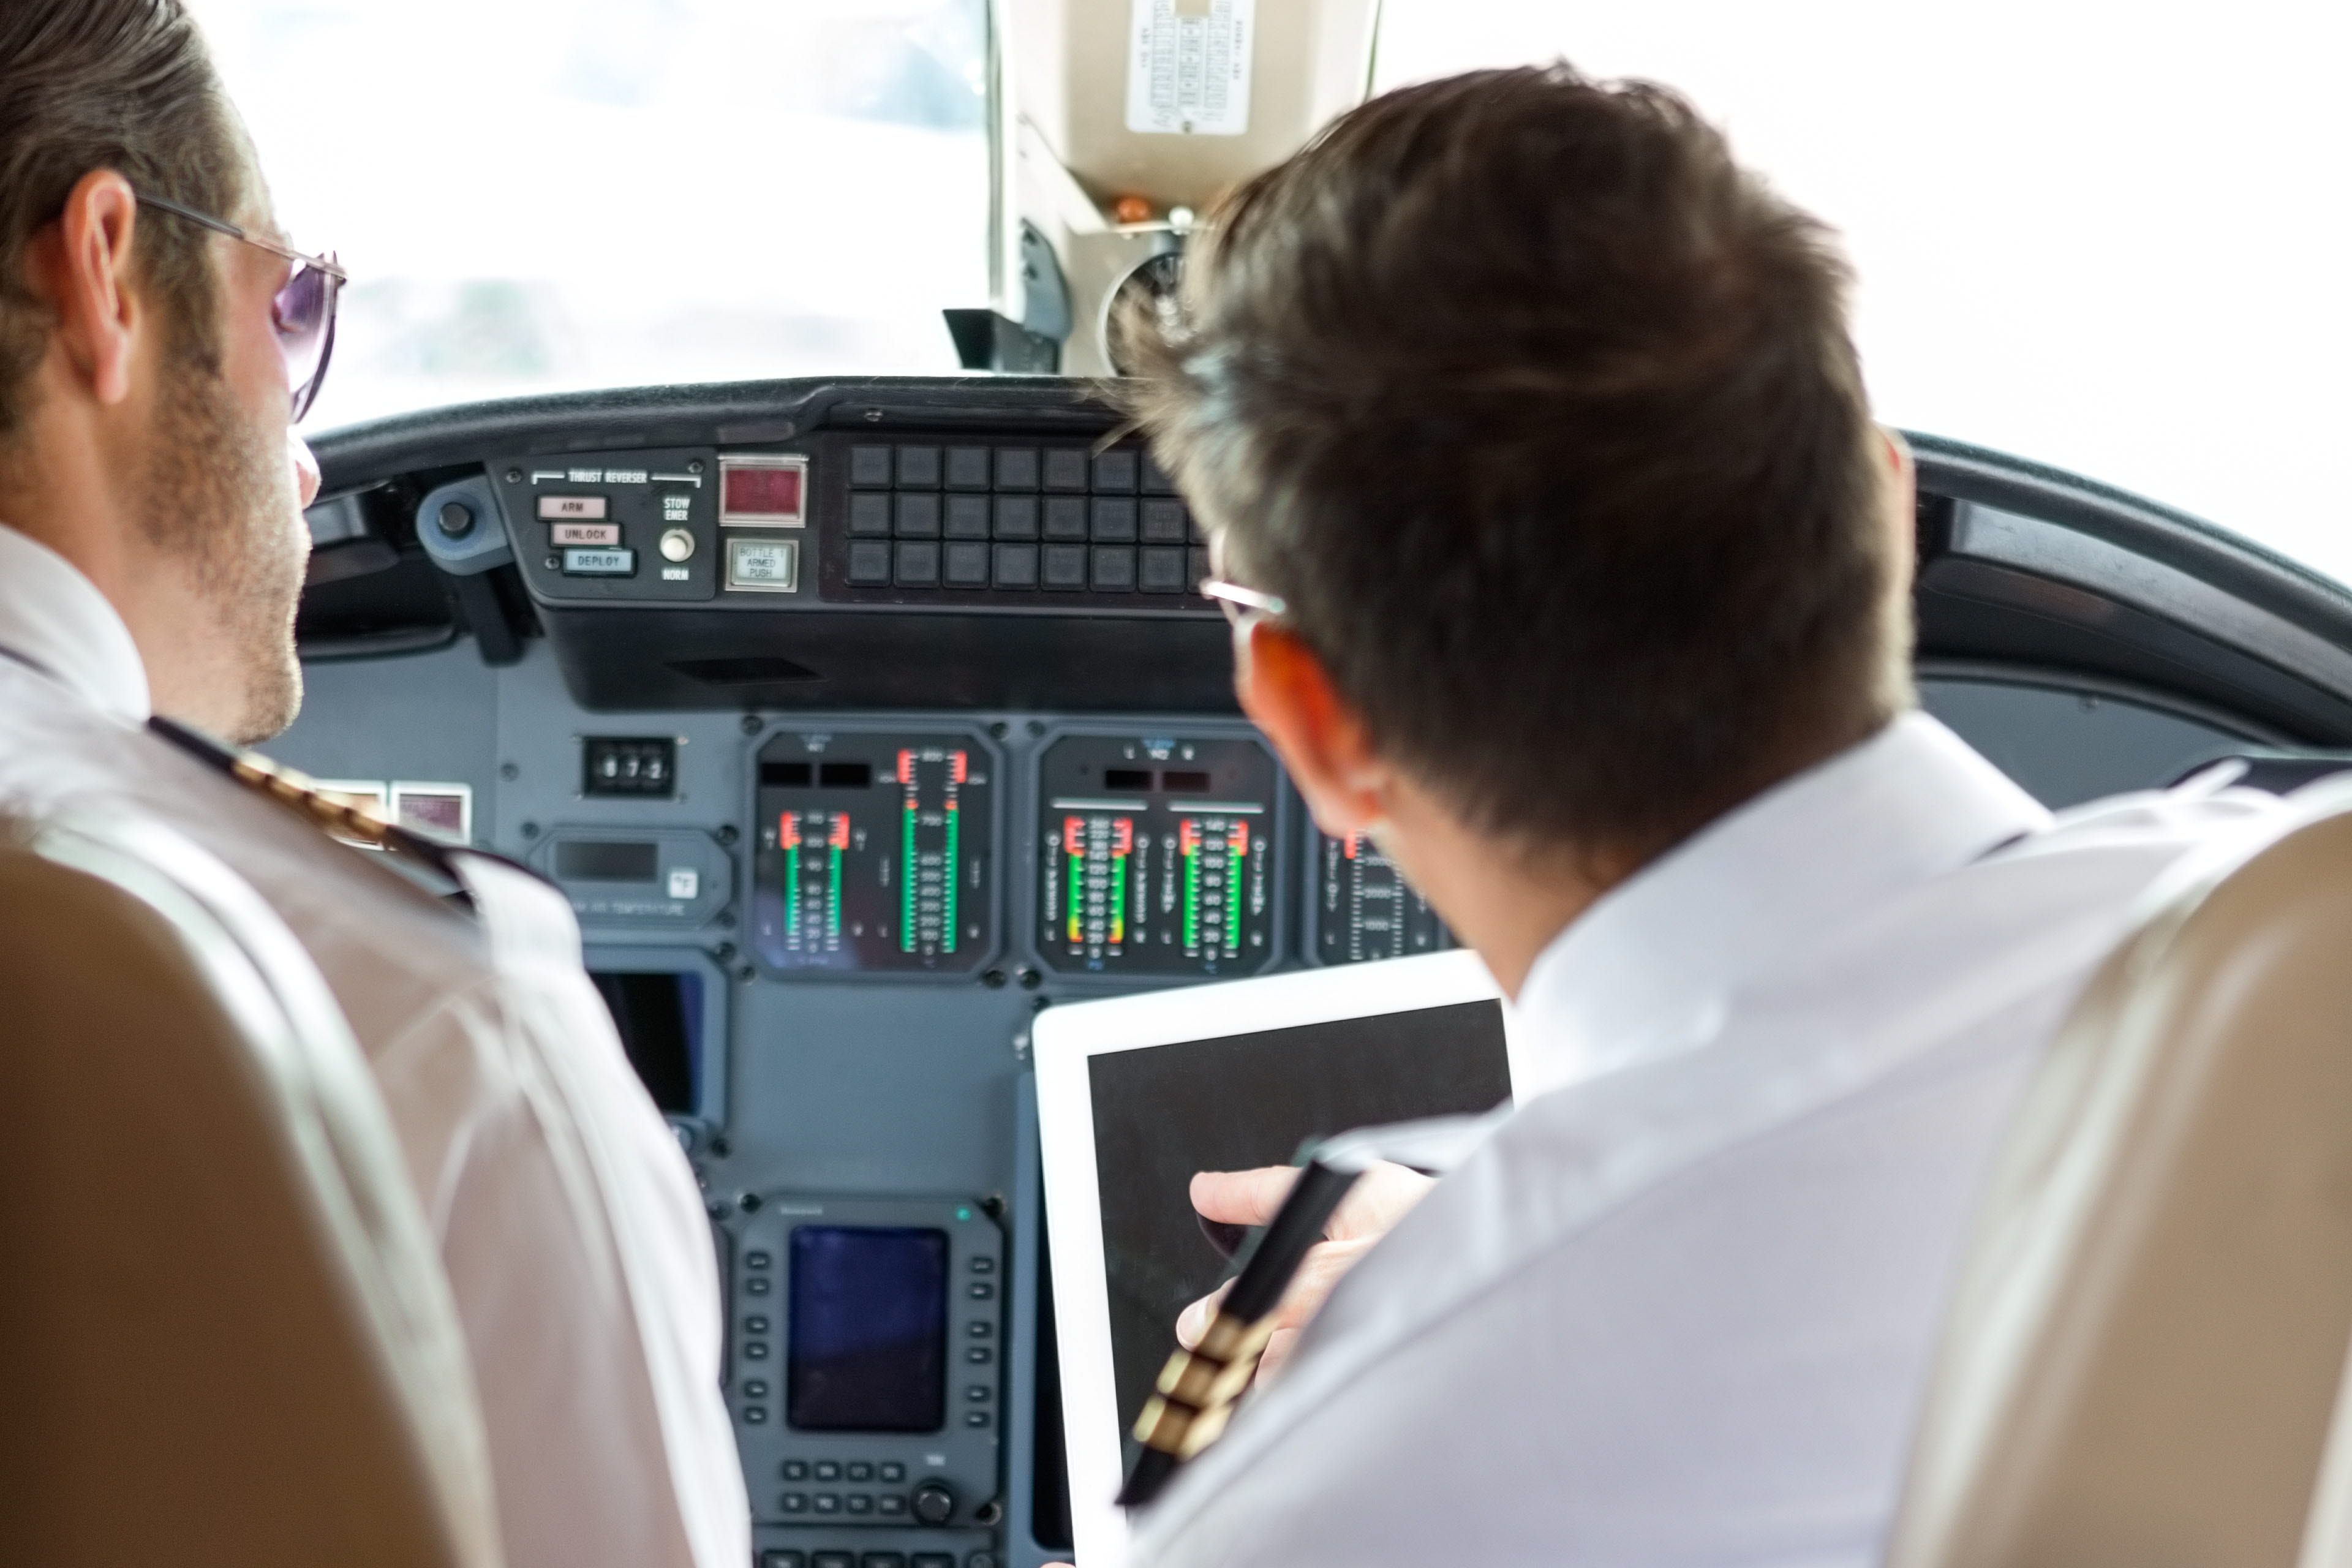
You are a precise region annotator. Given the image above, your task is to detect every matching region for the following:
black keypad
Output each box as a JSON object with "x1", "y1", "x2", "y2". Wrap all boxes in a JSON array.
[
  {"x1": 992, "y1": 496, "x2": 1038, "y2": 539},
  {"x1": 747, "y1": 1252, "x2": 772, "y2": 1269},
  {"x1": 746, "y1": 1276, "x2": 771, "y2": 1295},
  {"x1": 894, "y1": 493, "x2": 941, "y2": 538},
  {"x1": 969, "y1": 1257, "x2": 994, "y2": 1274},
  {"x1": 911, "y1": 1555, "x2": 954, "y2": 1568},
  {"x1": 783, "y1": 1460, "x2": 809, "y2": 1480},
  {"x1": 992, "y1": 544, "x2": 1038, "y2": 588},
  {"x1": 1140, "y1": 546, "x2": 1189, "y2": 594},
  {"x1": 1092, "y1": 450, "x2": 1139, "y2": 492},
  {"x1": 744, "y1": 1342, "x2": 769, "y2": 1360},
  {"x1": 813, "y1": 1462, "x2": 841, "y2": 1481},
  {"x1": 880, "y1": 1462, "x2": 907, "y2": 1482},
  {"x1": 895, "y1": 541, "x2": 940, "y2": 586},
  {"x1": 836, "y1": 436, "x2": 1204, "y2": 601},
  {"x1": 966, "y1": 1384, "x2": 991, "y2": 1402},
  {"x1": 745, "y1": 1381, "x2": 769, "y2": 1398},
  {"x1": 1140, "y1": 498, "x2": 1187, "y2": 543},
  {"x1": 862, "y1": 1554, "x2": 907, "y2": 1568},
  {"x1": 1042, "y1": 448, "x2": 1090, "y2": 491},
  {"x1": 780, "y1": 1493, "x2": 809, "y2": 1514},
  {"x1": 965, "y1": 1411, "x2": 990, "y2": 1428},
  {"x1": 1090, "y1": 547, "x2": 1136, "y2": 591},
  {"x1": 812, "y1": 1553, "x2": 854, "y2": 1568},
  {"x1": 745, "y1": 1316, "x2": 769, "y2": 1333},
  {"x1": 993, "y1": 448, "x2": 1039, "y2": 490},
  {"x1": 1090, "y1": 497, "x2": 1137, "y2": 542},
  {"x1": 744, "y1": 1406, "x2": 768, "y2": 1422},
  {"x1": 944, "y1": 447, "x2": 991, "y2": 490},
  {"x1": 967, "y1": 1346, "x2": 992, "y2": 1364},
  {"x1": 944, "y1": 495, "x2": 990, "y2": 538},
  {"x1": 895, "y1": 445, "x2": 941, "y2": 488},
  {"x1": 813, "y1": 1493, "x2": 842, "y2": 1515},
  {"x1": 965, "y1": 1323, "x2": 990, "y2": 1339},
  {"x1": 845, "y1": 1462, "x2": 875, "y2": 1482},
  {"x1": 876, "y1": 1494, "x2": 907, "y2": 1517},
  {"x1": 761, "y1": 1551, "x2": 807, "y2": 1568},
  {"x1": 846, "y1": 1495, "x2": 873, "y2": 1515}
]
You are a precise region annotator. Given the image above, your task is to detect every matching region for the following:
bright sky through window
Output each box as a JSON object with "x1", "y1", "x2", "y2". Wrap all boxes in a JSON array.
[
  {"x1": 1374, "y1": 0, "x2": 2352, "y2": 582},
  {"x1": 194, "y1": 0, "x2": 2350, "y2": 584},
  {"x1": 188, "y1": 0, "x2": 988, "y2": 430}
]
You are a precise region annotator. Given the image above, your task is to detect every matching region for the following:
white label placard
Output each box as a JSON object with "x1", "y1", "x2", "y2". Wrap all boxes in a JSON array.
[{"x1": 1126, "y1": 0, "x2": 1254, "y2": 137}]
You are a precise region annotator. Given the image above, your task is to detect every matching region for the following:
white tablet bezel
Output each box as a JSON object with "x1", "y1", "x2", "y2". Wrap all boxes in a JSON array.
[{"x1": 1034, "y1": 948, "x2": 1517, "y2": 1568}]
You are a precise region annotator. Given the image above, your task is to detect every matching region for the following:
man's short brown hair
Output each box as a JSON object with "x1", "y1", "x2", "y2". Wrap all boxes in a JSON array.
[
  {"x1": 0, "y1": 0, "x2": 246, "y2": 437},
  {"x1": 1126, "y1": 64, "x2": 1911, "y2": 854}
]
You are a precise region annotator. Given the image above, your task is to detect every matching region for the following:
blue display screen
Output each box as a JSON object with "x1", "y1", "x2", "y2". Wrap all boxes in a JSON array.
[{"x1": 786, "y1": 1226, "x2": 948, "y2": 1432}]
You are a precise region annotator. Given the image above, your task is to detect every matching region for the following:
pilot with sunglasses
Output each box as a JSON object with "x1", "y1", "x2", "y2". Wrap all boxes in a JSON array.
[{"x1": 0, "y1": 6, "x2": 748, "y2": 1568}]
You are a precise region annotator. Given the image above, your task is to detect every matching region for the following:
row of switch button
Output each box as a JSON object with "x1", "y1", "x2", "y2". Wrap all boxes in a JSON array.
[
  {"x1": 850, "y1": 443, "x2": 1172, "y2": 495},
  {"x1": 850, "y1": 493, "x2": 1197, "y2": 544},
  {"x1": 849, "y1": 541, "x2": 1206, "y2": 592},
  {"x1": 778, "y1": 1491, "x2": 907, "y2": 1517},
  {"x1": 785, "y1": 1461, "x2": 907, "y2": 1483},
  {"x1": 758, "y1": 1551, "x2": 989, "y2": 1568}
]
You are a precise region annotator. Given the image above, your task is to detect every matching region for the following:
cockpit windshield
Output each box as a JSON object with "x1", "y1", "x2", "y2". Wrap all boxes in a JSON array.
[
  {"x1": 192, "y1": 0, "x2": 989, "y2": 423},
  {"x1": 198, "y1": 0, "x2": 2347, "y2": 584}
]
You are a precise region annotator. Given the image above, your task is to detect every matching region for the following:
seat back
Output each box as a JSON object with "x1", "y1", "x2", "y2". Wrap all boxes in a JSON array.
[
  {"x1": 1888, "y1": 790, "x2": 2352, "y2": 1568},
  {"x1": 0, "y1": 810, "x2": 502, "y2": 1568}
]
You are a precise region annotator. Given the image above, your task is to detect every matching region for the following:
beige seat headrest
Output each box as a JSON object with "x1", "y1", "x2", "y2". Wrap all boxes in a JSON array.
[
  {"x1": 1890, "y1": 789, "x2": 2352, "y2": 1568},
  {"x1": 0, "y1": 810, "x2": 503, "y2": 1568}
]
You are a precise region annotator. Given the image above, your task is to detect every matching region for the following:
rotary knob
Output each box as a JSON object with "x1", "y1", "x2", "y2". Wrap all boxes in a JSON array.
[{"x1": 910, "y1": 1479, "x2": 957, "y2": 1526}]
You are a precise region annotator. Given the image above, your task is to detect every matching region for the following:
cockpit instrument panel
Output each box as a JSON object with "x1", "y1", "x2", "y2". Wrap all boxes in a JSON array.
[
  {"x1": 1035, "y1": 731, "x2": 1283, "y2": 979},
  {"x1": 753, "y1": 728, "x2": 998, "y2": 976},
  {"x1": 1310, "y1": 830, "x2": 1458, "y2": 965}
]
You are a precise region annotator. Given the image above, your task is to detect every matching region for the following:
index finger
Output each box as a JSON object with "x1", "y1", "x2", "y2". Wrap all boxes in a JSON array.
[{"x1": 1189, "y1": 1165, "x2": 1300, "y2": 1226}]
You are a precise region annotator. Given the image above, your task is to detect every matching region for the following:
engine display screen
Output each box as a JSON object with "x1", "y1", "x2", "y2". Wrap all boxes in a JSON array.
[
  {"x1": 786, "y1": 1226, "x2": 949, "y2": 1433},
  {"x1": 1036, "y1": 733, "x2": 1281, "y2": 978},
  {"x1": 752, "y1": 729, "x2": 997, "y2": 975}
]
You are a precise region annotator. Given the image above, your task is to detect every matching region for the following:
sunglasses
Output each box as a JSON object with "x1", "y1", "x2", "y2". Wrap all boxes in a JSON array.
[
  {"x1": 1199, "y1": 577, "x2": 1289, "y2": 626},
  {"x1": 136, "y1": 192, "x2": 345, "y2": 423}
]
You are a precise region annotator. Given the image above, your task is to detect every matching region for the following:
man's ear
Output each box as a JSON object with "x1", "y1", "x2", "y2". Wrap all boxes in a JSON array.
[
  {"x1": 29, "y1": 168, "x2": 146, "y2": 408},
  {"x1": 1880, "y1": 425, "x2": 1917, "y2": 578},
  {"x1": 1234, "y1": 622, "x2": 1388, "y2": 839}
]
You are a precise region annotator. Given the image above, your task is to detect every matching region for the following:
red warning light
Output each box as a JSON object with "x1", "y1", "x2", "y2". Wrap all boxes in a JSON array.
[{"x1": 722, "y1": 461, "x2": 804, "y2": 520}]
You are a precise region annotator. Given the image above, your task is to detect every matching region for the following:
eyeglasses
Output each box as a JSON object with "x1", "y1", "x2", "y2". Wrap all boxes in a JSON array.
[
  {"x1": 136, "y1": 192, "x2": 345, "y2": 423},
  {"x1": 1199, "y1": 578, "x2": 1289, "y2": 625}
]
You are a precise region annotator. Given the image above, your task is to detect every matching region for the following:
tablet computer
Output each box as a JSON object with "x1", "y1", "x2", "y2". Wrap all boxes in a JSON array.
[{"x1": 1035, "y1": 950, "x2": 1519, "y2": 1567}]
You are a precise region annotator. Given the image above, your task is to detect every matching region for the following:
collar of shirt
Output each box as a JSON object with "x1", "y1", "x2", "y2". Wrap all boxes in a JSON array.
[
  {"x1": 1508, "y1": 710, "x2": 2053, "y2": 1100},
  {"x1": 0, "y1": 522, "x2": 151, "y2": 725}
]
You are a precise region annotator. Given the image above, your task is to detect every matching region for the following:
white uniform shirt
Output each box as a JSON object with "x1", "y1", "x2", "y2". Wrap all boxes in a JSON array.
[
  {"x1": 1133, "y1": 712, "x2": 2283, "y2": 1568},
  {"x1": 0, "y1": 523, "x2": 750, "y2": 1568}
]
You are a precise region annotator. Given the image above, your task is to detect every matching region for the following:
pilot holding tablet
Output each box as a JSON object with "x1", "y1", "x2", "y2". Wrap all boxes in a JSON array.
[{"x1": 1112, "y1": 64, "x2": 2282, "y2": 1568}]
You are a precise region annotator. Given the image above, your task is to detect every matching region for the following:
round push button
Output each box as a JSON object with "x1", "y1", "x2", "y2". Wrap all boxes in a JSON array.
[
  {"x1": 660, "y1": 527, "x2": 695, "y2": 562},
  {"x1": 436, "y1": 501, "x2": 474, "y2": 538}
]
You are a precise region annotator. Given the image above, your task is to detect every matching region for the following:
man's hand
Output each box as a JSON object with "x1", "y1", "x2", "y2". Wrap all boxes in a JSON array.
[{"x1": 1175, "y1": 1160, "x2": 1434, "y2": 1382}]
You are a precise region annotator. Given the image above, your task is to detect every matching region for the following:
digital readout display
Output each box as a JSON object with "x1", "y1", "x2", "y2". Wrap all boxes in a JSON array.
[{"x1": 722, "y1": 462, "x2": 805, "y2": 520}]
